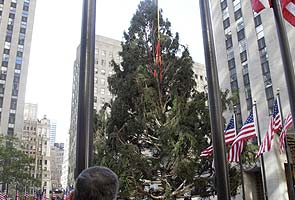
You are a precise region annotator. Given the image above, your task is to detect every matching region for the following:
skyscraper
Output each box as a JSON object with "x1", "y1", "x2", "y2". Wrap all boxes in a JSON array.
[
  {"x1": 49, "y1": 120, "x2": 56, "y2": 146},
  {"x1": 210, "y1": 0, "x2": 295, "y2": 199},
  {"x1": 0, "y1": 0, "x2": 36, "y2": 136},
  {"x1": 67, "y1": 35, "x2": 121, "y2": 186}
]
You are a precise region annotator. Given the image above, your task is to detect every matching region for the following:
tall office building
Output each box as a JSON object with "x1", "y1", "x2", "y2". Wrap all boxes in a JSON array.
[
  {"x1": 67, "y1": 35, "x2": 121, "y2": 185},
  {"x1": 49, "y1": 121, "x2": 56, "y2": 145},
  {"x1": 211, "y1": 0, "x2": 295, "y2": 199},
  {"x1": 0, "y1": 0, "x2": 36, "y2": 136}
]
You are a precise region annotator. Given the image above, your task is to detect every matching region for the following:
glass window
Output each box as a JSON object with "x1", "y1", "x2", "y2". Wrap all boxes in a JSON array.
[
  {"x1": 234, "y1": 9, "x2": 242, "y2": 21},
  {"x1": 7, "y1": 25, "x2": 13, "y2": 31},
  {"x1": 21, "y1": 16, "x2": 27, "y2": 22},
  {"x1": 230, "y1": 80, "x2": 238, "y2": 90},
  {"x1": 10, "y1": 2, "x2": 16, "y2": 8},
  {"x1": 0, "y1": 97, "x2": 3, "y2": 107},
  {"x1": 254, "y1": 15, "x2": 262, "y2": 27},
  {"x1": 223, "y1": 18, "x2": 230, "y2": 29},
  {"x1": 20, "y1": 27, "x2": 26, "y2": 34},
  {"x1": 101, "y1": 59, "x2": 106, "y2": 66},
  {"x1": 23, "y1": 5, "x2": 29, "y2": 11},
  {"x1": 4, "y1": 48, "x2": 10, "y2": 55},
  {"x1": 221, "y1": 0, "x2": 227, "y2": 10},
  {"x1": 237, "y1": 29, "x2": 245, "y2": 41},
  {"x1": 222, "y1": 7, "x2": 229, "y2": 20},
  {"x1": 225, "y1": 35, "x2": 233, "y2": 49},
  {"x1": 261, "y1": 61, "x2": 270, "y2": 74},
  {"x1": 7, "y1": 128, "x2": 14, "y2": 135},
  {"x1": 9, "y1": 13, "x2": 15, "y2": 19},
  {"x1": 243, "y1": 74, "x2": 250, "y2": 86},
  {"x1": 240, "y1": 51, "x2": 247, "y2": 63},
  {"x1": 258, "y1": 37, "x2": 266, "y2": 50},
  {"x1": 228, "y1": 58, "x2": 235, "y2": 69},
  {"x1": 265, "y1": 86, "x2": 274, "y2": 100}
]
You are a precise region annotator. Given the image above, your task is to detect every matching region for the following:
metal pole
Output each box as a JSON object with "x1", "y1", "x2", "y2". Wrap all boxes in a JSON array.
[
  {"x1": 233, "y1": 106, "x2": 245, "y2": 200},
  {"x1": 199, "y1": 0, "x2": 230, "y2": 199},
  {"x1": 276, "y1": 89, "x2": 295, "y2": 199},
  {"x1": 270, "y1": 0, "x2": 295, "y2": 136},
  {"x1": 253, "y1": 101, "x2": 268, "y2": 200},
  {"x1": 75, "y1": 0, "x2": 96, "y2": 178}
]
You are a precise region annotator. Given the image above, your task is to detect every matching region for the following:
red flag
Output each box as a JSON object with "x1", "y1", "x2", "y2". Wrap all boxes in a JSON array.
[
  {"x1": 281, "y1": 0, "x2": 295, "y2": 26},
  {"x1": 154, "y1": 39, "x2": 161, "y2": 78},
  {"x1": 251, "y1": 0, "x2": 272, "y2": 13},
  {"x1": 279, "y1": 112, "x2": 293, "y2": 152}
]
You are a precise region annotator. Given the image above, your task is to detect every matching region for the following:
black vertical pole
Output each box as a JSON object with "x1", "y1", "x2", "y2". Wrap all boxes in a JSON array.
[
  {"x1": 233, "y1": 106, "x2": 245, "y2": 200},
  {"x1": 270, "y1": 0, "x2": 295, "y2": 135},
  {"x1": 199, "y1": 0, "x2": 230, "y2": 199},
  {"x1": 253, "y1": 101, "x2": 268, "y2": 200},
  {"x1": 276, "y1": 89, "x2": 295, "y2": 199},
  {"x1": 75, "y1": 0, "x2": 96, "y2": 178}
]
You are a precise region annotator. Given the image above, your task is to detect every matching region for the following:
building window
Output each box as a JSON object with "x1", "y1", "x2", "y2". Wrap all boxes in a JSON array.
[
  {"x1": 254, "y1": 15, "x2": 262, "y2": 27},
  {"x1": 258, "y1": 37, "x2": 266, "y2": 50},
  {"x1": 20, "y1": 28, "x2": 26, "y2": 34},
  {"x1": 261, "y1": 61, "x2": 270, "y2": 74},
  {"x1": 10, "y1": 98, "x2": 17, "y2": 110},
  {"x1": 230, "y1": 80, "x2": 238, "y2": 90},
  {"x1": 10, "y1": 2, "x2": 16, "y2": 8},
  {"x1": 8, "y1": 128, "x2": 14, "y2": 135},
  {"x1": 7, "y1": 25, "x2": 13, "y2": 31},
  {"x1": 266, "y1": 85, "x2": 274, "y2": 99},
  {"x1": 21, "y1": 16, "x2": 27, "y2": 22},
  {"x1": 228, "y1": 58, "x2": 235, "y2": 69},
  {"x1": 237, "y1": 29, "x2": 245, "y2": 41},
  {"x1": 221, "y1": 0, "x2": 227, "y2": 10},
  {"x1": 0, "y1": 97, "x2": 3, "y2": 108},
  {"x1": 23, "y1": 5, "x2": 29, "y2": 11},
  {"x1": 234, "y1": 8, "x2": 242, "y2": 21},
  {"x1": 225, "y1": 35, "x2": 233, "y2": 49},
  {"x1": 9, "y1": 13, "x2": 15, "y2": 19},
  {"x1": 240, "y1": 51, "x2": 247, "y2": 63},
  {"x1": 223, "y1": 18, "x2": 230, "y2": 29},
  {"x1": 243, "y1": 74, "x2": 250, "y2": 86}
]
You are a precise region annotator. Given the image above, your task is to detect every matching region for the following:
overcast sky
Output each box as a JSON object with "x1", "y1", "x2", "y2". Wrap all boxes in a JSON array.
[{"x1": 25, "y1": 0, "x2": 205, "y2": 143}]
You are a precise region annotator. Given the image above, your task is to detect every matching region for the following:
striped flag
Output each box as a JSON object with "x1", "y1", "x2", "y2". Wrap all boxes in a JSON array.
[
  {"x1": 281, "y1": 0, "x2": 295, "y2": 26},
  {"x1": 200, "y1": 145, "x2": 213, "y2": 157},
  {"x1": 224, "y1": 115, "x2": 236, "y2": 145},
  {"x1": 24, "y1": 190, "x2": 29, "y2": 200},
  {"x1": 33, "y1": 190, "x2": 37, "y2": 200},
  {"x1": 228, "y1": 110, "x2": 257, "y2": 162},
  {"x1": 200, "y1": 115, "x2": 236, "y2": 157},
  {"x1": 251, "y1": 0, "x2": 272, "y2": 13},
  {"x1": 15, "y1": 188, "x2": 20, "y2": 200},
  {"x1": 0, "y1": 190, "x2": 8, "y2": 200},
  {"x1": 279, "y1": 112, "x2": 293, "y2": 152},
  {"x1": 256, "y1": 97, "x2": 282, "y2": 157}
]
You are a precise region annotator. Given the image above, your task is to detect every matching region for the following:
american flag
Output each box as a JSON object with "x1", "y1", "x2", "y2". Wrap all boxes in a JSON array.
[
  {"x1": 200, "y1": 145, "x2": 213, "y2": 157},
  {"x1": 24, "y1": 190, "x2": 29, "y2": 200},
  {"x1": 15, "y1": 188, "x2": 20, "y2": 200},
  {"x1": 224, "y1": 115, "x2": 236, "y2": 145},
  {"x1": 272, "y1": 97, "x2": 282, "y2": 133},
  {"x1": 33, "y1": 191, "x2": 37, "y2": 200},
  {"x1": 0, "y1": 190, "x2": 8, "y2": 200},
  {"x1": 200, "y1": 115, "x2": 236, "y2": 157},
  {"x1": 279, "y1": 112, "x2": 293, "y2": 153},
  {"x1": 228, "y1": 110, "x2": 256, "y2": 162},
  {"x1": 256, "y1": 97, "x2": 282, "y2": 158},
  {"x1": 251, "y1": 0, "x2": 271, "y2": 13}
]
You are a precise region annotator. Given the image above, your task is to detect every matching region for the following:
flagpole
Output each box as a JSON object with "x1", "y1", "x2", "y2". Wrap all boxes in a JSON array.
[
  {"x1": 277, "y1": 89, "x2": 295, "y2": 199},
  {"x1": 253, "y1": 101, "x2": 269, "y2": 200},
  {"x1": 270, "y1": 0, "x2": 295, "y2": 136},
  {"x1": 200, "y1": 0, "x2": 230, "y2": 199},
  {"x1": 75, "y1": 0, "x2": 96, "y2": 178},
  {"x1": 233, "y1": 106, "x2": 245, "y2": 200}
]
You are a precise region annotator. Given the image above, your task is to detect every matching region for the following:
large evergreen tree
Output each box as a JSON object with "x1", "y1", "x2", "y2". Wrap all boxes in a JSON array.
[{"x1": 94, "y1": 0, "x2": 240, "y2": 199}]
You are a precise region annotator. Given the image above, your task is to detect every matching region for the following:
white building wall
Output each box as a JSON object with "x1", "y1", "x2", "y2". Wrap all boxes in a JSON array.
[{"x1": 211, "y1": 0, "x2": 295, "y2": 199}]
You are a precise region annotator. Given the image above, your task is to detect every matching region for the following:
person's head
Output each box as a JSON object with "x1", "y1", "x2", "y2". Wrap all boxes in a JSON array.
[{"x1": 73, "y1": 166, "x2": 119, "y2": 200}]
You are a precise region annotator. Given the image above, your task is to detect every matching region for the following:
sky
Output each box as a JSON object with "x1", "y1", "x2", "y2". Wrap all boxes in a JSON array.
[{"x1": 25, "y1": 0, "x2": 205, "y2": 143}]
